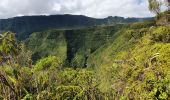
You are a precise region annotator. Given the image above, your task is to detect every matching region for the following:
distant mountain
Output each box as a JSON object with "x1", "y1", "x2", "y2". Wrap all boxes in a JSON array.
[{"x1": 0, "y1": 14, "x2": 153, "y2": 40}]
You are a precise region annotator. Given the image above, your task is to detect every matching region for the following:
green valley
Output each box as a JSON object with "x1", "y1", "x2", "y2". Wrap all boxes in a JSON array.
[
  {"x1": 25, "y1": 25, "x2": 123, "y2": 67},
  {"x1": 0, "y1": 0, "x2": 170, "y2": 99}
]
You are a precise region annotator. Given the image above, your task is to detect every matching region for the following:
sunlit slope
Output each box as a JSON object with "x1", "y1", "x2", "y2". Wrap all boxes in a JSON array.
[{"x1": 87, "y1": 21, "x2": 170, "y2": 99}]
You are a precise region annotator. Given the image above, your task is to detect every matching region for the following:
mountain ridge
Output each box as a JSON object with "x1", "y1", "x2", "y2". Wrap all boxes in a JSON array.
[{"x1": 0, "y1": 14, "x2": 153, "y2": 40}]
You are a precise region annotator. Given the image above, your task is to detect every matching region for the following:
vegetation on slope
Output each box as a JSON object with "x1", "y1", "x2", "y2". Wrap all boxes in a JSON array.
[
  {"x1": 0, "y1": 33, "x2": 112, "y2": 99},
  {"x1": 0, "y1": 0, "x2": 169, "y2": 98},
  {"x1": 1, "y1": 19, "x2": 170, "y2": 99},
  {"x1": 25, "y1": 25, "x2": 123, "y2": 67},
  {"x1": 87, "y1": 21, "x2": 170, "y2": 99}
]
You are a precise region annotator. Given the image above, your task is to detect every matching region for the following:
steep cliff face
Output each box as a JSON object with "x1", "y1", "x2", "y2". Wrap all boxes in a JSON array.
[{"x1": 25, "y1": 25, "x2": 123, "y2": 67}]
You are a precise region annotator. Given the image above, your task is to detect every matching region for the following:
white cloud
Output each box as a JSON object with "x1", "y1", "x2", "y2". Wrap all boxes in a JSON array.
[{"x1": 0, "y1": 0, "x2": 154, "y2": 19}]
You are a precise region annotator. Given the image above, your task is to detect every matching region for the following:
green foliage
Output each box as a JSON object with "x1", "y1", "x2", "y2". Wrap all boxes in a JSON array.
[
  {"x1": 151, "y1": 26, "x2": 170, "y2": 42},
  {"x1": 87, "y1": 24, "x2": 170, "y2": 99},
  {"x1": 148, "y1": 0, "x2": 161, "y2": 14},
  {"x1": 26, "y1": 25, "x2": 123, "y2": 67},
  {"x1": 0, "y1": 32, "x2": 19, "y2": 57},
  {"x1": 34, "y1": 56, "x2": 61, "y2": 71},
  {"x1": 55, "y1": 85, "x2": 83, "y2": 99},
  {"x1": 0, "y1": 32, "x2": 105, "y2": 99},
  {"x1": 1, "y1": 22, "x2": 170, "y2": 99}
]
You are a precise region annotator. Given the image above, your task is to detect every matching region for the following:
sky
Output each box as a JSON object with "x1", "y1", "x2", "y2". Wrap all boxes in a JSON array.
[{"x1": 0, "y1": 0, "x2": 154, "y2": 19}]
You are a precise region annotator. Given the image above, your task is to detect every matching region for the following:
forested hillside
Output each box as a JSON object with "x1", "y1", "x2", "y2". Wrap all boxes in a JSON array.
[
  {"x1": 2, "y1": 19, "x2": 170, "y2": 99},
  {"x1": 87, "y1": 23, "x2": 170, "y2": 99},
  {"x1": 25, "y1": 25, "x2": 123, "y2": 67},
  {"x1": 0, "y1": 0, "x2": 170, "y2": 99}
]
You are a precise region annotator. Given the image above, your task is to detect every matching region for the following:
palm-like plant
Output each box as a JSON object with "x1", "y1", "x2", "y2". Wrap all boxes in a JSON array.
[
  {"x1": 0, "y1": 32, "x2": 19, "y2": 57},
  {"x1": 0, "y1": 32, "x2": 20, "y2": 66},
  {"x1": 0, "y1": 32, "x2": 21, "y2": 99}
]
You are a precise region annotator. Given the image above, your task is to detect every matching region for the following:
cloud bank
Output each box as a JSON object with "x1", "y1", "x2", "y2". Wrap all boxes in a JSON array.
[{"x1": 0, "y1": 0, "x2": 154, "y2": 19}]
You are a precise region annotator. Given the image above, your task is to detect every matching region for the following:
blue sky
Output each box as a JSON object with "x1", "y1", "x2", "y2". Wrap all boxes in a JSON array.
[{"x1": 0, "y1": 0, "x2": 154, "y2": 19}]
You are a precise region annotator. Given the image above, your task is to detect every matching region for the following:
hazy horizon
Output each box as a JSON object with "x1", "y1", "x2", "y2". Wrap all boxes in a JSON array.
[
  {"x1": 0, "y1": 0, "x2": 154, "y2": 19},
  {"x1": 0, "y1": 14, "x2": 154, "y2": 20}
]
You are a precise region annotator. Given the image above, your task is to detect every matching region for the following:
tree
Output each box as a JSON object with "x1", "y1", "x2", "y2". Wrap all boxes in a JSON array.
[
  {"x1": 0, "y1": 32, "x2": 33, "y2": 99},
  {"x1": 166, "y1": 0, "x2": 170, "y2": 9},
  {"x1": 0, "y1": 32, "x2": 20, "y2": 99},
  {"x1": 148, "y1": 0, "x2": 161, "y2": 14},
  {"x1": 0, "y1": 32, "x2": 20, "y2": 66}
]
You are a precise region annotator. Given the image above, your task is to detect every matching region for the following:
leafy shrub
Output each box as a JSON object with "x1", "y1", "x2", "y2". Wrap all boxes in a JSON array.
[
  {"x1": 34, "y1": 56, "x2": 62, "y2": 71},
  {"x1": 59, "y1": 68, "x2": 77, "y2": 85},
  {"x1": 55, "y1": 85, "x2": 83, "y2": 100},
  {"x1": 151, "y1": 26, "x2": 170, "y2": 42},
  {"x1": 124, "y1": 28, "x2": 148, "y2": 41}
]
